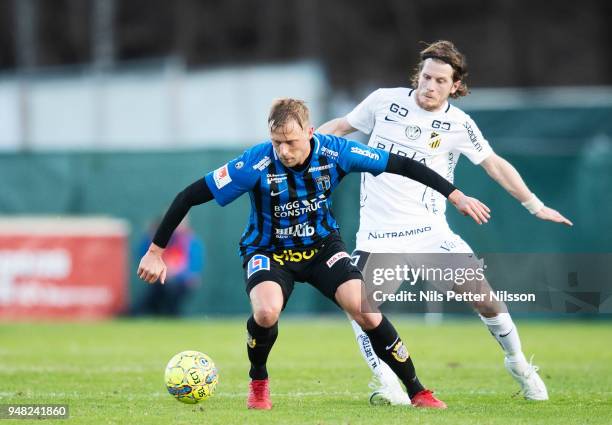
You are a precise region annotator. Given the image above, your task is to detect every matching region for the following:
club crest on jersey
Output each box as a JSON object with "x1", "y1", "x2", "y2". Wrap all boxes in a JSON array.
[
  {"x1": 428, "y1": 131, "x2": 442, "y2": 149},
  {"x1": 247, "y1": 255, "x2": 270, "y2": 278},
  {"x1": 315, "y1": 175, "x2": 331, "y2": 191},
  {"x1": 391, "y1": 341, "x2": 409, "y2": 362},
  {"x1": 405, "y1": 125, "x2": 422, "y2": 140}
]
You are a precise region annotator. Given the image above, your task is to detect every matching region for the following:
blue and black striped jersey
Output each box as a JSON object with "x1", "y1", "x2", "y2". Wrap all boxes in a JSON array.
[{"x1": 204, "y1": 133, "x2": 389, "y2": 257}]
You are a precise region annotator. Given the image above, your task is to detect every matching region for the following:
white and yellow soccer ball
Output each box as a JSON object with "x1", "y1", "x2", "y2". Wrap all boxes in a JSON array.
[{"x1": 164, "y1": 350, "x2": 219, "y2": 404}]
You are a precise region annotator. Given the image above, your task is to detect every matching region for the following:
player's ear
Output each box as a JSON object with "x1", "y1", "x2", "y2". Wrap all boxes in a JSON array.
[
  {"x1": 450, "y1": 80, "x2": 461, "y2": 95},
  {"x1": 307, "y1": 125, "x2": 315, "y2": 138}
]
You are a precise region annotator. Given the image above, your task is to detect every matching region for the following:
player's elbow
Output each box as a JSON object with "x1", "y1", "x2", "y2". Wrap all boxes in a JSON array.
[
  {"x1": 318, "y1": 118, "x2": 353, "y2": 136},
  {"x1": 482, "y1": 154, "x2": 504, "y2": 181}
]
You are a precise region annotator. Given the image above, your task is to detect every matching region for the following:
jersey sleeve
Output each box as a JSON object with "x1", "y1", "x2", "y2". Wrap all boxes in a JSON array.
[
  {"x1": 345, "y1": 89, "x2": 382, "y2": 134},
  {"x1": 204, "y1": 148, "x2": 262, "y2": 206},
  {"x1": 335, "y1": 137, "x2": 389, "y2": 175},
  {"x1": 454, "y1": 115, "x2": 494, "y2": 164}
]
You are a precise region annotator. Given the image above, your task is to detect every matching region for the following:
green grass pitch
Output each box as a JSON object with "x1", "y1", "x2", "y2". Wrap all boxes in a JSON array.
[{"x1": 0, "y1": 318, "x2": 610, "y2": 424}]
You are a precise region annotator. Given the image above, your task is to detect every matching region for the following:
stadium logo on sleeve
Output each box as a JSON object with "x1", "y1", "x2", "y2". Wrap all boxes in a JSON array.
[
  {"x1": 463, "y1": 121, "x2": 483, "y2": 152},
  {"x1": 247, "y1": 255, "x2": 270, "y2": 278},
  {"x1": 326, "y1": 251, "x2": 350, "y2": 268},
  {"x1": 405, "y1": 125, "x2": 422, "y2": 140},
  {"x1": 350, "y1": 146, "x2": 380, "y2": 160},
  {"x1": 213, "y1": 164, "x2": 232, "y2": 189}
]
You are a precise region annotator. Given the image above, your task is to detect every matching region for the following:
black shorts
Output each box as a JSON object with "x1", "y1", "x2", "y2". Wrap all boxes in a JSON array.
[{"x1": 242, "y1": 232, "x2": 363, "y2": 308}]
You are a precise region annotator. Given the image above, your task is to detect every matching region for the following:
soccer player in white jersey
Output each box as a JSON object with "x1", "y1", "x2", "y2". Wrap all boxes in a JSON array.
[{"x1": 317, "y1": 40, "x2": 572, "y2": 405}]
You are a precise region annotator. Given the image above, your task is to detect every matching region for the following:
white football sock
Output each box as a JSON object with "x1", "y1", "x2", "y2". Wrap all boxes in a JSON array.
[
  {"x1": 350, "y1": 320, "x2": 397, "y2": 383},
  {"x1": 479, "y1": 313, "x2": 527, "y2": 365}
]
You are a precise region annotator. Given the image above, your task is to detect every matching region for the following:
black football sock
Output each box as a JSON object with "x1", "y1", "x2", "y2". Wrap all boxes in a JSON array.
[
  {"x1": 246, "y1": 315, "x2": 278, "y2": 380},
  {"x1": 364, "y1": 315, "x2": 425, "y2": 398}
]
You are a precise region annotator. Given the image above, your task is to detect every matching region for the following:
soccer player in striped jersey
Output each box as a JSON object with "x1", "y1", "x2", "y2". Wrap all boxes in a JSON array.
[
  {"x1": 138, "y1": 98, "x2": 490, "y2": 410},
  {"x1": 317, "y1": 40, "x2": 572, "y2": 405}
]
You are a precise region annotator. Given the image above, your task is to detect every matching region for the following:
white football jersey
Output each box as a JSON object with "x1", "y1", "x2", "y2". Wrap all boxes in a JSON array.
[{"x1": 346, "y1": 87, "x2": 494, "y2": 252}]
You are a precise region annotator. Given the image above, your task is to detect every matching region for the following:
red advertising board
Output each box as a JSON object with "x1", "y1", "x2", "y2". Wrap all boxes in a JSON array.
[{"x1": 0, "y1": 217, "x2": 129, "y2": 320}]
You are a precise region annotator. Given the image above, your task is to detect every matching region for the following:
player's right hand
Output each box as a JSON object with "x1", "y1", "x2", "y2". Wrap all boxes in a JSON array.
[
  {"x1": 137, "y1": 247, "x2": 167, "y2": 284},
  {"x1": 448, "y1": 189, "x2": 491, "y2": 225}
]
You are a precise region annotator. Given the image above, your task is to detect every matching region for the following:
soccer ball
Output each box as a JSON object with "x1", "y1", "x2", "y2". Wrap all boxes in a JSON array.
[{"x1": 164, "y1": 350, "x2": 219, "y2": 404}]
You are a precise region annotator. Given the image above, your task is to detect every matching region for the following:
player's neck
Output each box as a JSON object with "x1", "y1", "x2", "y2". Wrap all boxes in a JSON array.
[
  {"x1": 415, "y1": 96, "x2": 448, "y2": 113},
  {"x1": 289, "y1": 138, "x2": 314, "y2": 172}
]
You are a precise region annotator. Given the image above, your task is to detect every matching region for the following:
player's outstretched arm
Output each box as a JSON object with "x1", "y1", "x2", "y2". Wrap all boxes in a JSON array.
[
  {"x1": 137, "y1": 180, "x2": 213, "y2": 284},
  {"x1": 480, "y1": 153, "x2": 573, "y2": 226},
  {"x1": 385, "y1": 153, "x2": 491, "y2": 224},
  {"x1": 316, "y1": 117, "x2": 357, "y2": 136}
]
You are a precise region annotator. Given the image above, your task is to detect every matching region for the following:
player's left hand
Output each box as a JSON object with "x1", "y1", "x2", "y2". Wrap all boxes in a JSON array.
[
  {"x1": 535, "y1": 206, "x2": 573, "y2": 226},
  {"x1": 448, "y1": 189, "x2": 491, "y2": 225}
]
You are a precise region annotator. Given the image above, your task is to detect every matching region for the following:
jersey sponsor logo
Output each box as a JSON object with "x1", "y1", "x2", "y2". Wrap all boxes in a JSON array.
[
  {"x1": 272, "y1": 249, "x2": 318, "y2": 265},
  {"x1": 446, "y1": 152, "x2": 455, "y2": 181},
  {"x1": 405, "y1": 125, "x2": 422, "y2": 140},
  {"x1": 247, "y1": 254, "x2": 270, "y2": 278},
  {"x1": 267, "y1": 173, "x2": 287, "y2": 184},
  {"x1": 274, "y1": 222, "x2": 315, "y2": 238},
  {"x1": 308, "y1": 164, "x2": 335, "y2": 173},
  {"x1": 321, "y1": 146, "x2": 339, "y2": 159},
  {"x1": 367, "y1": 226, "x2": 431, "y2": 240},
  {"x1": 374, "y1": 138, "x2": 428, "y2": 164},
  {"x1": 463, "y1": 121, "x2": 483, "y2": 152},
  {"x1": 428, "y1": 132, "x2": 442, "y2": 149},
  {"x1": 326, "y1": 251, "x2": 350, "y2": 268},
  {"x1": 384, "y1": 115, "x2": 399, "y2": 122},
  {"x1": 273, "y1": 196, "x2": 326, "y2": 218},
  {"x1": 270, "y1": 188, "x2": 287, "y2": 197},
  {"x1": 432, "y1": 119, "x2": 451, "y2": 131},
  {"x1": 389, "y1": 102, "x2": 409, "y2": 117},
  {"x1": 213, "y1": 164, "x2": 232, "y2": 189},
  {"x1": 315, "y1": 175, "x2": 331, "y2": 191},
  {"x1": 350, "y1": 146, "x2": 380, "y2": 160},
  {"x1": 252, "y1": 156, "x2": 272, "y2": 171}
]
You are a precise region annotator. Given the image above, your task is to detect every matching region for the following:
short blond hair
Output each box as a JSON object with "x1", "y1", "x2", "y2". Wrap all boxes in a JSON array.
[{"x1": 268, "y1": 98, "x2": 310, "y2": 132}]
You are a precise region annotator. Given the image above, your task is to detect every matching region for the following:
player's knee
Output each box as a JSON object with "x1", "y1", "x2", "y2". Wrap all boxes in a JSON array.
[
  {"x1": 253, "y1": 306, "x2": 281, "y2": 327},
  {"x1": 350, "y1": 312, "x2": 382, "y2": 331},
  {"x1": 472, "y1": 298, "x2": 502, "y2": 316}
]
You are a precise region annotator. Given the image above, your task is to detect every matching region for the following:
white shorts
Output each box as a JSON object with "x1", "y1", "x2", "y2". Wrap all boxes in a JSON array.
[{"x1": 355, "y1": 221, "x2": 474, "y2": 254}]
